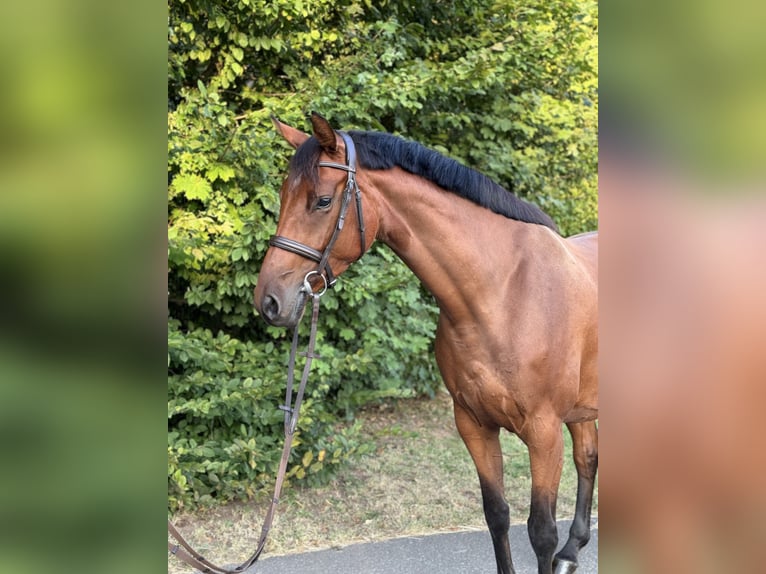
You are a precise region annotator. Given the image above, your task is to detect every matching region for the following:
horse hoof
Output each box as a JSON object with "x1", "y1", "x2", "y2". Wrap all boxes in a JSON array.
[{"x1": 553, "y1": 559, "x2": 578, "y2": 574}]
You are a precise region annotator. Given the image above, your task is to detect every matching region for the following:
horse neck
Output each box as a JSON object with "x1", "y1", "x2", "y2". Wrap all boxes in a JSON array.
[{"x1": 365, "y1": 167, "x2": 552, "y2": 321}]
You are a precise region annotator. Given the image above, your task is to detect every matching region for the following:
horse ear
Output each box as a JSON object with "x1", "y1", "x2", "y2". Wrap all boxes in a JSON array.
[
  {"x1": 271, "y1": 115, "x2": 310, "y2": 149},
  {"x1": 310, "y1": 112, "x2": 338, "y2": 153}
]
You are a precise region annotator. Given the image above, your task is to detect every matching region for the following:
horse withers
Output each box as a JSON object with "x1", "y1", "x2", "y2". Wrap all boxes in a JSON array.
[{"x1": 254, "y1": 113, "x2": 598, "y2": 574}]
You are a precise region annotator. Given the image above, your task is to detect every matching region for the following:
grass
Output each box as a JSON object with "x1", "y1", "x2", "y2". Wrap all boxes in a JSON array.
[{"x1": 168, "y1": 390, "x2": 596, "y2": 573}]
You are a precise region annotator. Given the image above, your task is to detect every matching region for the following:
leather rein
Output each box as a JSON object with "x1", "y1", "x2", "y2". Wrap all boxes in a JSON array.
[{"x1": 168, "y1": 131, "x2": 365, "y2": 573}]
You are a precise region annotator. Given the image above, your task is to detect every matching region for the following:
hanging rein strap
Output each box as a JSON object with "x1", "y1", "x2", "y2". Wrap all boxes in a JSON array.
[
  {"x1": 269, "y1": 131, "x2": 365, "y2": 289},
  {"x1": 169, "y1": 131, "x2": 362, "y2": 573},
  {"x1": 168, "y1": 280, "x2": 326, "y2": 573}
]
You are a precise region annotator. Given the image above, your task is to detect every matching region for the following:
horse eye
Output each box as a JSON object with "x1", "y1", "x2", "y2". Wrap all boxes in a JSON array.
[{"x1": 315, "y1": 196, "x2": 333, "y2": 210}]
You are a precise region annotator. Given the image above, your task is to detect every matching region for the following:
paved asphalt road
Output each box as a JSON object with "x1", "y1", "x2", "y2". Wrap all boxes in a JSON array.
[{"x1": 244, "y1": 519, "x2": 597, "y2": 574}]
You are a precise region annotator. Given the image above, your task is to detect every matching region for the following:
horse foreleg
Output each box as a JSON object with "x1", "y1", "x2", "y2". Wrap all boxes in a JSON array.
[
  {"x1": 454, "y1": 403, "x2": 515, "y2": 574},
  {"x1": 553, "y1": 421, "x2": 598, "y2": 573},
  {"x1": 524, "y1": 419, "x2": 564, "y2": 574}
]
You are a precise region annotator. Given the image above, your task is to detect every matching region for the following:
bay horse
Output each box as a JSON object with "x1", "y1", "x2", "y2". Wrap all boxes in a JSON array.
[{"x1": 253, "y1": 113, "x2": 598, "y2": 574}]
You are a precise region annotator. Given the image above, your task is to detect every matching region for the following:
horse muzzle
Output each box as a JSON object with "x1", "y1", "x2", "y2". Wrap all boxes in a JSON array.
[
  {"x1": 255, "y1": 271, "x2": 329, "y2": 328},
  {"x1": 254, "y1": 280, "x2": 308, "y2": 329}
]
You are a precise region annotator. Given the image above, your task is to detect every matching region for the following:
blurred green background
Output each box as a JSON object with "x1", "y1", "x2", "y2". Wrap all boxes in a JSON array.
[
  {"x1": 602, "y1": 0, "x2": 766, "y2": 179},
  {"x1": 0, "y1": 0, "x2": 164, "y2": 572}
]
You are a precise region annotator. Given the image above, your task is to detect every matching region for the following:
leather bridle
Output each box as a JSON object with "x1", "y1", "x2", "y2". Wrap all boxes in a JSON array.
[{"x1": 268, "y1": 131, "x2": 366, "y2": 289}]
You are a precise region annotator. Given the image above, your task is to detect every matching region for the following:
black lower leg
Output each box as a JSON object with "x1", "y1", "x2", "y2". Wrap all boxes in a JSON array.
[
  {"x1": 554, "y1": 423, "x2": 597, "y2": 569},
  {"x1": 480, "y1": 479, "x2": 514, "y2": 574},
  {"x1": 528, "y1": 493, "x2": 559, "y2": 574},
  {"x1": 553, "y1": 476, "x2": 594, "y2": 567}
]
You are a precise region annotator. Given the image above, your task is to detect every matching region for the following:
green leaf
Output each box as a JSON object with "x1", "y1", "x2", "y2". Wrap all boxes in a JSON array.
[
  {"x1": 207, "y1": 164, "x2": 236, "y2": 182},
  {"x1": 339, "y1": 328, "x2": 355, "y2": 341},
  {"x1": 172, "y1": 173, "x2": 212, "y2": 202}
]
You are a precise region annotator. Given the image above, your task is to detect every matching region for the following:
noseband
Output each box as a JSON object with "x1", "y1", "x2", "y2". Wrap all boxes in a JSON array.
[{"x1": 268, "y1": 131, "x2": 366, "y2": 289}]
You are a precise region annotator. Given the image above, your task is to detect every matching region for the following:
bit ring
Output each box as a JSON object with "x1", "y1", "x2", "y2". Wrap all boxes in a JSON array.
[{"x1": 302, "y1": 270, "x2": 328, "y2": 297}]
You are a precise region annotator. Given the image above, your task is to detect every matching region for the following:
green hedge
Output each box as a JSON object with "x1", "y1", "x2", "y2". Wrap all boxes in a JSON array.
[{"x1": 168, "y1": 0, "x2": 597, "y2": 511}]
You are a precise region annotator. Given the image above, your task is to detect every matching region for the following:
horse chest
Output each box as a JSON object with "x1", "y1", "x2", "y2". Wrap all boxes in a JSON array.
[
  {"x1": 435, "y1": 339, "x2": 528, "y2": 430},
  {"x1": 435, "y1": 315, "x2": 582, "y2": 429}
]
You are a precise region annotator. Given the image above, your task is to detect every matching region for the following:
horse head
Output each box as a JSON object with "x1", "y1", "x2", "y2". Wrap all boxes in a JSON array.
[{"x1": 254, "y1": 113, "x2": 377, "y2": 328}]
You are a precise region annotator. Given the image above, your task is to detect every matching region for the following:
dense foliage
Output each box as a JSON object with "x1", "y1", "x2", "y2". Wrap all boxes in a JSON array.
[{"x1": 168, "y1": 0, "x2": 598, "y2": 510}]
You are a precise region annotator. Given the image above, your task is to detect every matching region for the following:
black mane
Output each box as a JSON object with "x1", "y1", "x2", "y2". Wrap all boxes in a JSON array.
[{"x1": 290, "y1": 130, "x2": 558, "y2": 232}]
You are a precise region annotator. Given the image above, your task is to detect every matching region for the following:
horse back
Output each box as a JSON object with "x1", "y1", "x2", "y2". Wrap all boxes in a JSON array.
[{"x1": 565, "y1": 230, "x2": 598, "y2": 283}]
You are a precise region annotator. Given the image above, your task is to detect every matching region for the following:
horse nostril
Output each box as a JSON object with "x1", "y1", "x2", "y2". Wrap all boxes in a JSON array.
[{"x1": 262, "y1": 294, "x2": 281, "y2": 322}]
